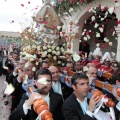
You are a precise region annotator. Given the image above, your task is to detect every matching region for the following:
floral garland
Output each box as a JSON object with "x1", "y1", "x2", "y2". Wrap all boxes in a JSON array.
[{"x1": 21, "y1": 42, "x2": 68, "y2": 67}]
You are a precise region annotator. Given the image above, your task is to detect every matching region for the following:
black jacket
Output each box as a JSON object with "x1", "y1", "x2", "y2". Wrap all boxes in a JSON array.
[
  {"x1": 62, "y1": 93, "x2": 95, "y2": 120},
  {"x1": 9, "y1": 90, "x2": 64, "y2": 120},
  {"x1": 51, "y1": 82, "x2": 73, "y2": 101}
]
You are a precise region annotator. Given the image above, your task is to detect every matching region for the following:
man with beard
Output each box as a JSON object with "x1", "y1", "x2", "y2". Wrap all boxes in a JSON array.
[{"x1": 9, "y1": 68, "x2": 63, "y2": 120}]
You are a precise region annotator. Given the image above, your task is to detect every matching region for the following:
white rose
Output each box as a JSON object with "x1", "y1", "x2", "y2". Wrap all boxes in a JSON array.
[
  {"x1": 32, "y1": 67, "x2": 36, "y2": 71},
  {"x1": 36, "y1": 62, "x2": 39, "y2": 65},
  {"x1": 56, "y1": 47, "x2": 60, "y2": 51},
  {"x1": 52, "y1": 50, "x2": 56, "y2": 54},
  {"x1": 61, "y1": 47, "x2": 64, "y2": 49},
  {"x1": 58, "y1": 61, "x2": 61, "y2": 64},
  {"x1": 61, "y1": 48, "x2": 65, "y2": 52},
  {"x1": 43, "y1": 46, "x2": 47, "y2": 50},
  {"x1": 48, "y1": 54, "x2": 51, "y2": 58},
  {"x1": 47, "y1": 45, "x2": 51, "y2": 48},
  {"x1": 48, "y1": 49, "x2": 52, "y2": 52},
  {"x1": 57, "y1": 51, "x2": 60, "y2": 56},
  {"x1": 30, "y1": 57, "x2": 34, "y2": 61},
  {"x1": 52, "y1": 46, "x2": 56, "y2": 50},
  {"x1": 63, "y1": 43, "x2": 65, "y2": 46},
  {"x1": 62, "y1": 63, "x2": 65, "y2": 66},
  {"x1": 53, "y1": 56, "x2": 57, "y2": 60}
]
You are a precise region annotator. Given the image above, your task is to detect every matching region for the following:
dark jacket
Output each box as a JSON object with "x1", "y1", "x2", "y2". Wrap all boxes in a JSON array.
[
  {"x1": 62, "y1": 93, "x2": 95, "y2": 120},
  {"x1": 9, "y1": 90, "x2": 64, "y2": 120},
  {"x1": 51, "y1": 81, "x2": 73, "y2": 101}
]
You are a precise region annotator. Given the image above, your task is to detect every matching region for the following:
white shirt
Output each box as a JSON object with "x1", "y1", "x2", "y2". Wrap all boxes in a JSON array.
[
  {"x1": 77, "y1": 97, "x2": 93, "y2": 117},
  {"x1": 52, "y1": 81, "x2": 62, "y2": 95},
  {"x1": 116, "y1": 102, "x2": 120, "y2": 111}
]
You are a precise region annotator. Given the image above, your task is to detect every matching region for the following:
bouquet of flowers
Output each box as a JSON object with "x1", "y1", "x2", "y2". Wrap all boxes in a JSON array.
[{"x1": 42, "y1": 44, "x2": 67, "y2": 67}]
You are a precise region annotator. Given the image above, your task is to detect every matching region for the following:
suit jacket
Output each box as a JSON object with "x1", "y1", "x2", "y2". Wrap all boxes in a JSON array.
[
  {"x1": 7, "y1": 70, "x2": 18, "y2": 84},
  {"x1": 60, "y1": 82, "x2": 73, "y2": 100},
  {"x1": 51, "y1": 81, "x2": 73, "y2": 101},
  {"x1": 9, "y1": 90, "x2": 64, "y2": 120},
  {"x1": 62, "y1": 93, "x2": 95, "y2": 120}
]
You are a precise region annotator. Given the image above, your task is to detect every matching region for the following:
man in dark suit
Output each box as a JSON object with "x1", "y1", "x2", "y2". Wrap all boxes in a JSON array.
[
  {"x1": 0, "y1": 50, "x2": 3, "y2": 76},
  {"x1": 9, "y1": 68, "x2": 63, "y2": 120},
  {"x1": 10, "y1": 61, "x2": 35, "y2": 111},
  {"x1": 62, "y1": 73, "x2": 100, "y2": 120},
  {"x1": 49, "y1": 66, "x2": 73, "y2": 101}
]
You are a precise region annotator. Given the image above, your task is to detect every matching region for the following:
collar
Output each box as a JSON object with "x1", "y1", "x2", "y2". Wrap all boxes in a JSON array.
[
  {"x1": 52, "y1": 80, "x2": 59, "y2": 84},
  {"x1": 41, "y1": 93, "x2": 50, "y2": 100},
  {"x1": 76, "y1": 97, "x2": 87, "y2": 103}
]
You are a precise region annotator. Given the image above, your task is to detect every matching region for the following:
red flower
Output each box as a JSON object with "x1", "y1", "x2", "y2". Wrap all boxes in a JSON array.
[{"x1": 21, "y1": 4, "x2": 24, "y2": 7}]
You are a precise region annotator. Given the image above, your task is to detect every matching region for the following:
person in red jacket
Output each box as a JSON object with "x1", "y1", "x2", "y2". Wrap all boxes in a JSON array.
[
  {"x1": 99, "y1": 52, "x2": 113, "y2": 74},
  {"x1": 91, "y1": 47, "x2": 103, "y2": 69}
]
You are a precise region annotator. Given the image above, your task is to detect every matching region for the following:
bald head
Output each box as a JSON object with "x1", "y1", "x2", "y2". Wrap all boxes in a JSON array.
[
  {"x1": 86, "y1": 63, "x2": 95, "y2": 68},
  {"x1": 23, "y1": 62, "x2": 35, "y2": 79},
  {"x1": 87, "y1": 67, "x2": 97, "y2": 78},
  {"x1": 49, "y1": 66, "x2": 60, "y2": 82}
]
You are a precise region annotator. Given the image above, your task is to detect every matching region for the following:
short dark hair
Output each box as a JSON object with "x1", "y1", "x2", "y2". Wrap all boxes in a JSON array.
[
  {"x1": 111, "y1": 68, "x2": 120, "y2": 84},
  {"x1": 13, "y1": 51, "x2": 19, "y2": 55},
  {"x1": 67, "y1": 61, "x2": 73, "y2": 64},
  {"x1": 71, "y1": 73, "x2": 88, "y2": 86},
  {"x1": 35, "y1": 68, "x2": 52, "y2": 80},
  {"x1": 39, "y1": 61, "x2": 49, "y2": 68}
]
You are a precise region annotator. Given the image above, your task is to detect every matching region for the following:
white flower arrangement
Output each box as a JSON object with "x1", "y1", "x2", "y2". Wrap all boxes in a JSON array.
[
  {"x1": 56, "y1": 51, "x2": 60, "y2": 56},
  {"x1": 52, "y1": 46, "x2": 56, "y2": 50},
  {"x1": 48, "y1": 49, "x2": 52, "y2": 52},
  {"x1": 41, "y1": 44, "x2": 67, "y2": 67},
  {"x1": 56, "y1": 47, "x2": 60, "y2": 51},
  {"x1": 43, "y1": 46, "x2": 47, "y2": 50},
  {"x1": 48, "y1": 54, "x2": 51, "y2": 58},
  {"x1": 61, "y1": 48, "x2": 65, "y2": 52},
  {"x1": 52, "y1": 50, "x2": 56, "y2": 54},
  {"x1": 53, "y1": 56, "x2": 57, "y2": 60},
  {"x1": 47, "y1": 45, "x2": 51, "y2": 48}
]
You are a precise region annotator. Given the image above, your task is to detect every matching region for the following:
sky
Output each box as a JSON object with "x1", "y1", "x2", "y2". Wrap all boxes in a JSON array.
[{"x1": 0, "y1": 0, "x2": 43, "y2": 32}]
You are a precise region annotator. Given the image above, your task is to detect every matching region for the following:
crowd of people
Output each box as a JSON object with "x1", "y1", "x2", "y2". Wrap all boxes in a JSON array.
[{"x1": 0, "y1": 46, "x2": 120, "y2": 120}]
